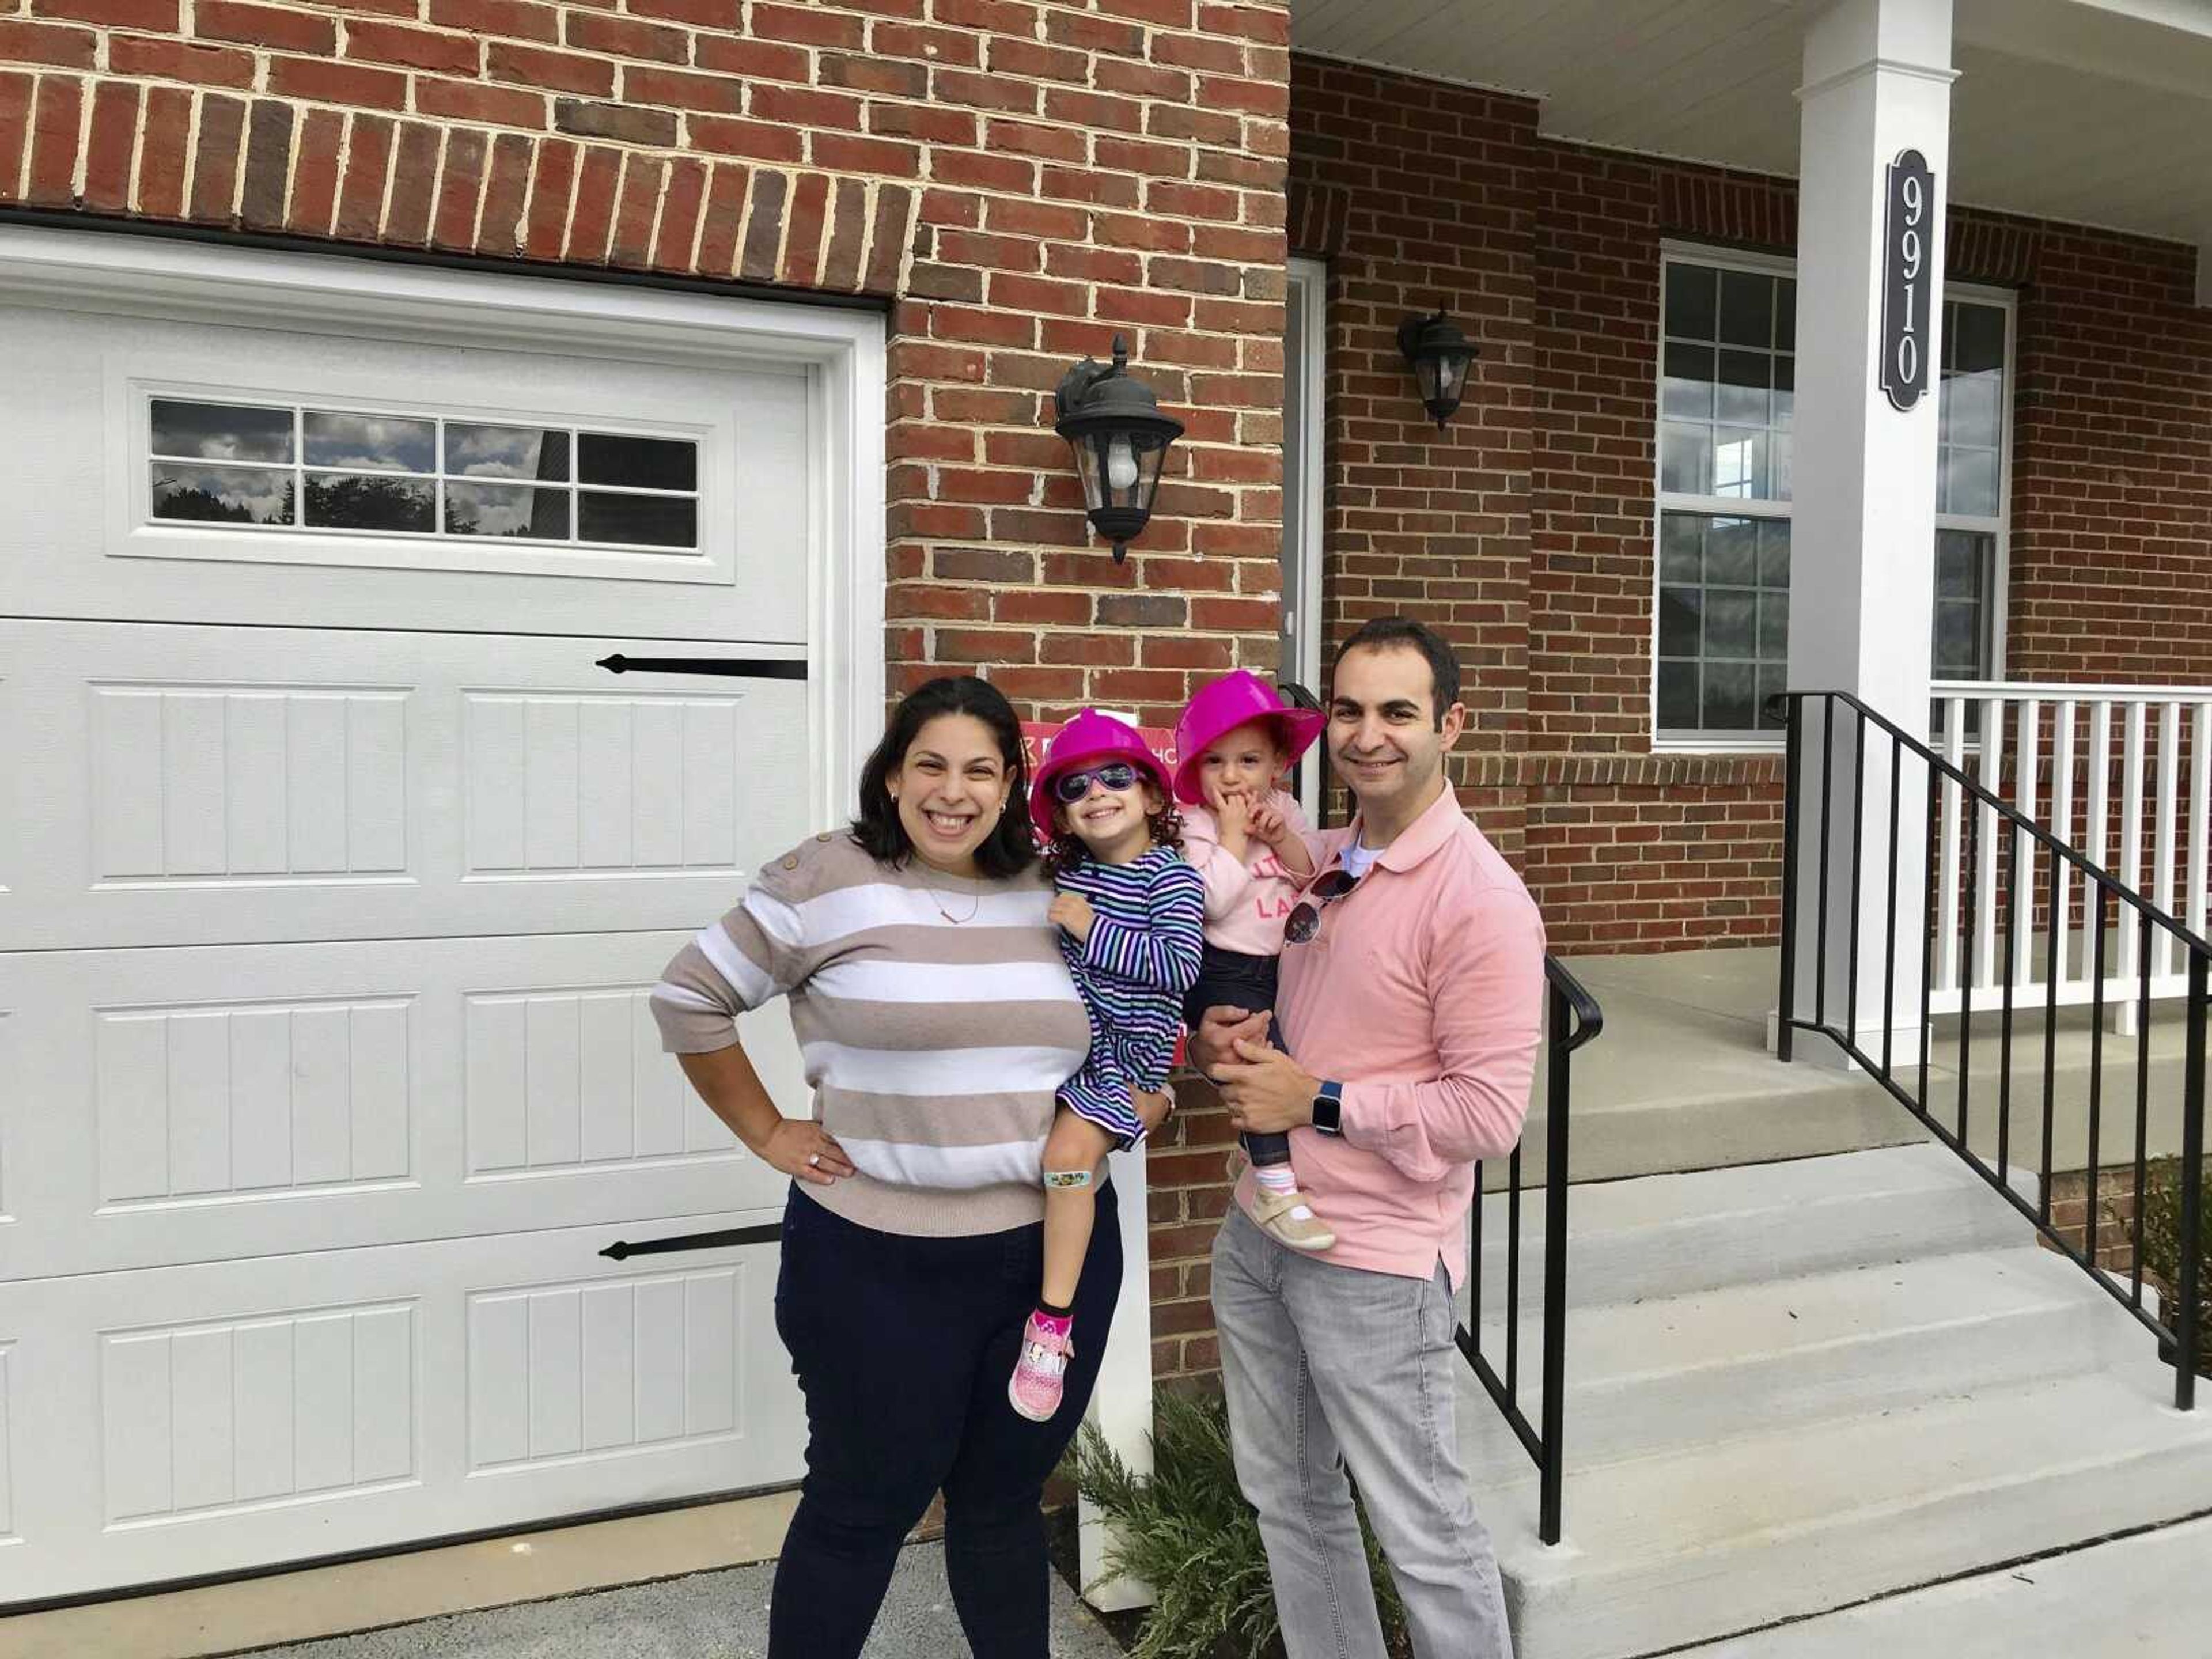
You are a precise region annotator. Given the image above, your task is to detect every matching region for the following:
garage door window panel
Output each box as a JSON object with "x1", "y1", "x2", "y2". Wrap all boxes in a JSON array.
[{"x1": 146, "y1": 396, "x2": 703, "y2": 554}]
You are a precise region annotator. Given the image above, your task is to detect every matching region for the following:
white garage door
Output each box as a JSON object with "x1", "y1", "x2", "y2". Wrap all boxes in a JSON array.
[{"x1": 0, "y1": 229, "x2": 884, "y2": 1603}]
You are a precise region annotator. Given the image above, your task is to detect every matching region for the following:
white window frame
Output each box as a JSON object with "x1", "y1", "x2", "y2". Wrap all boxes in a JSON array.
[
  {"x1": 0, "y1": 223, "x2": 887, "y2": 831},
  {"x1": 1650, "y1": 243, "x2": 2014, "y2": 753},
  {"x1": 1651, "y1": 241, "x2": 1799, "y2": 754},
  {"x1": 1285, "y1": 256, "x2": 1327, "y2": 811}
]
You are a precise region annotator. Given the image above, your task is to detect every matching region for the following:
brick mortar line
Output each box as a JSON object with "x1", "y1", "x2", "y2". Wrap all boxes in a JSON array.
[
  {"x1": 551, "y1": 129, "x2": 581, "y2": 261},
  {"x1": 275, "y1": 86, "x2": 302, "y2": 221},
  {"x1": 682, "y1": 147, "x2": 709, "y2": 271},
  {"x1": 322, "y1": 103, "x2": 350, "y2": 237},
  {"x1": 176, "y1": 80, "x2": 200, "y2": 218},
  {"x1": 462, "y1": 116, "x2": 493, "y2": 248},
  {"x1": 718, "y1": 145, "x2": 751, "y2": 276},
  {"x1": 124, "y1": 71, "x2": 147, "y2": 209},
  {"x1": 372, "y1": 96, "x2": 398, "y2": 236},
  {"x1": 644, "y1": 150, "x2": 672, "y2": 265},
  {"x1": 66, "y1": 57, "x2": 93, "y2": 199}
]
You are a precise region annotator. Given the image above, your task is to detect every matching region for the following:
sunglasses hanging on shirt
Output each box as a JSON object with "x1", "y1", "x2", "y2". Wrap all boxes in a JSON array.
[{"x1": 1285, "y1": 867, "x2": 1363, "y2": 944}]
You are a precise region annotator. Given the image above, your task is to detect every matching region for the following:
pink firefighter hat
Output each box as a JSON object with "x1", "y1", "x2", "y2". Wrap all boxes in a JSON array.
[
  {"x1": 1171, "y1": 671, "x2": 1326, "y2": 806},
  {"x1": 1029, "y1": 709, "x2": 1175, "y2": 843}
]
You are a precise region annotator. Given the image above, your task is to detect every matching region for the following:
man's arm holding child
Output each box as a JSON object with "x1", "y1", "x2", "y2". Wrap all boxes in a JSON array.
[{"x1": 1209, "y1": 881, "x2": 1545, "y2": 1183}]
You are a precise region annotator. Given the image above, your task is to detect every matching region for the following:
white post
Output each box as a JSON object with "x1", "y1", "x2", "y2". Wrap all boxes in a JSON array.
[
  {"x1": 1078, "y1": 1139, "x2": 1156, "y2": 1611},
  {"x1": 1784, "y1": 0, "x2": 1956, "y2": 1069}
]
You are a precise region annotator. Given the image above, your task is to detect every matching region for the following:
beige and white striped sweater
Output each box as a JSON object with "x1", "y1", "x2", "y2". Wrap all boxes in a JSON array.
[{"x1": 652, "y1": 832, "x2": 1092, "y2": 1237}]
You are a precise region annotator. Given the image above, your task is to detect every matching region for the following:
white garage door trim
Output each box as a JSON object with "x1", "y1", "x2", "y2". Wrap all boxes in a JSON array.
[{"x1": 0, "y1": 223, "x2": 888, "y2": 830}]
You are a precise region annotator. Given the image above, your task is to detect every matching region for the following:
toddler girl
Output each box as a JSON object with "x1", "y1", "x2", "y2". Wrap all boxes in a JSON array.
[
  {"x1": 1174, "y1": 671, "x2": 1335, "y2": 1252},
  {"x1": 1011, "y1": 710, "x2": 1205, "y2": 1421}
]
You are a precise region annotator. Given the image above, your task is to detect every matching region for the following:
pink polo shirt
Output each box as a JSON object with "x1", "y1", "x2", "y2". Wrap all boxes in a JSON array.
[{"x1": 1232, "y1": 785, "x2": 1546, "y2": 1286}]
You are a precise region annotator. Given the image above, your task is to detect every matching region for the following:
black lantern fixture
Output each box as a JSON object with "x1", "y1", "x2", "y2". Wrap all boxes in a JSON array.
[
  {"x1": 1054, "y1": 334, "x2": 1184, "y2": 563},
  {"x1": 1396, "y1": 308, "x2": 1477, "y2": 430}
]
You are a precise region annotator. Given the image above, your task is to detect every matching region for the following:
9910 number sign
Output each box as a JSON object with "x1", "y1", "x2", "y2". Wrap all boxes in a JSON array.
[{"x1": 1880, "y1": 148, "x2": 1937, "y2": 411}]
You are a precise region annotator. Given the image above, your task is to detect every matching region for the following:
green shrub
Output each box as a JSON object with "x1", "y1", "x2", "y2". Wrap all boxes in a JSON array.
[
  {"x1": 1071, "y1": 1389, "x2": 1410, "y2": 1659},
  {"x1": 2130, "y1": 1157, "x2": 2212, "y2": 1378}
]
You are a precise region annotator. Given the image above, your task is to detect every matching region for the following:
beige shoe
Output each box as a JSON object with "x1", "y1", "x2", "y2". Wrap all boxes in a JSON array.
[{"x1": 1247, "y1": 1181, "x2": 1336, "y2": 1252}]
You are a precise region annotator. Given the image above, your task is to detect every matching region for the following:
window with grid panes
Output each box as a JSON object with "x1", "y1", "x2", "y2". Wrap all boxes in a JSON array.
[
  {"x1": 147, "y1": 399, "x2": 702, "y2": 551},
  {"x1": 1655, "y1": 257, "x2": 1796, "y2": 739},
  {"x1": 1654, "y1": 258, "x2": 2011, "y2": 745}
]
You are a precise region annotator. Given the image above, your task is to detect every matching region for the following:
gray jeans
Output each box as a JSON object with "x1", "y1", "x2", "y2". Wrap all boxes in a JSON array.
[{"x1": 1211, "y1": 1208, "x2": 1513, "y2": 1659}]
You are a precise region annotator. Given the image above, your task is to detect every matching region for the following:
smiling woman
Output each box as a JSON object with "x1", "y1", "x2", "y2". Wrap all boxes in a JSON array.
[{"x1": 649, "y1": 675, "x2": 1144, "y2": 1659}]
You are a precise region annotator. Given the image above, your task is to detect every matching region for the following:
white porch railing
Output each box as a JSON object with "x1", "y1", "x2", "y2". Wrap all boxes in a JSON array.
[{"x1": 1928, "y1": 680, "x2": 2212, "y2": 1018}]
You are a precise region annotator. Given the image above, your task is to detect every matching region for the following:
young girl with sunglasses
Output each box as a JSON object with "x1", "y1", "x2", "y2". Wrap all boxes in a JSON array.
[
  {"x1": 1173, "y1": 671, "x2": 1336, "y2": 1252},
  {"x1": 1010, "y1": 711, "x2": 1206, "y2": 1421}
]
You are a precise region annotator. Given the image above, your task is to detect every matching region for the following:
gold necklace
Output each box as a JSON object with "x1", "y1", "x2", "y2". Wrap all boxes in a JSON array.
[{"x1": 929, "y1": 880, "x2": 982, "y2": 925}]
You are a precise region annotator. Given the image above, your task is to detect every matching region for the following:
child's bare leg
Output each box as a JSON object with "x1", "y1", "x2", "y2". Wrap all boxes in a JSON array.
[{"x1": 1041, "y1": 1107, "x2": 1116, "y2": 1308}]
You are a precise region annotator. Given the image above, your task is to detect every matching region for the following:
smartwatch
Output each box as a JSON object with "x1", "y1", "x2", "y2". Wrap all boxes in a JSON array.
[{"x1": 1310, "y1": 1080, "x2": 1345, "y2": 1137}]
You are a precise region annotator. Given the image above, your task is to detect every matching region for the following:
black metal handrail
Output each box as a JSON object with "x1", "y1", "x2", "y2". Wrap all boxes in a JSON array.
[
  {"x1": 1773, "y1": 689, "x2": 2204, "y2": 1410},
  {"x1": 1458, "y1": 954, "x2": 1603, "y2": 1548}
]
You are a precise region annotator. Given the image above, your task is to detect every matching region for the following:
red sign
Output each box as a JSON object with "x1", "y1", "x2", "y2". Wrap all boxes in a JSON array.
[{"x1": 1019, "y1": 716, "x2": 1177, "y2": 775}]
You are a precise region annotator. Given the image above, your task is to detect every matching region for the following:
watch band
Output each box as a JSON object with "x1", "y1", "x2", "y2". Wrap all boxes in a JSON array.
[{"x1": 1311, "y1": 1080, "x2": 1344, "y2": 1137}]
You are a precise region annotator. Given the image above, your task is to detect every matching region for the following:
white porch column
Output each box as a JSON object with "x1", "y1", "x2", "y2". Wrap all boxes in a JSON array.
[{"x1": 1783, "y1": 0, "x2": 1955, "y2": 1067}]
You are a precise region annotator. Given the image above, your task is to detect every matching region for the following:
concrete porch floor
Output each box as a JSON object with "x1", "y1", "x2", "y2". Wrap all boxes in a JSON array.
[{"x1": 1522, "y1": 945, "x2": 2198, "y2": 1190}]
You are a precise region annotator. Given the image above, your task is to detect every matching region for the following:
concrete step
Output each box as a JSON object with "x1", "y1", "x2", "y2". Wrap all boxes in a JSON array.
[
  {"x1": 1471, "y1": 1143, "x2": 2031, "y2": 1309},
  {"x1": 1490, "y1": 1368, "x2": 2212, "y2": 1659},
  {"x1": 1460, "y1": 1245, "x2": 2115, "y2": 1487},
  {"x1": 1676, "y1": 1510, "x2": 2212, "y2": 1659}
]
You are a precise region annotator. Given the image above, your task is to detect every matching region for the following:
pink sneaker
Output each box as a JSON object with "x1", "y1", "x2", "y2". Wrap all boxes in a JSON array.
[{"x1": 1008, "y1": 1313, "x2": 1074, "y2": 1422}]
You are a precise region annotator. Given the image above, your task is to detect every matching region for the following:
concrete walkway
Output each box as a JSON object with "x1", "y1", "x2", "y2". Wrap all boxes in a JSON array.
[{"x1": 239, "y1": 1541, "x2": 1126, "y2": 1659}]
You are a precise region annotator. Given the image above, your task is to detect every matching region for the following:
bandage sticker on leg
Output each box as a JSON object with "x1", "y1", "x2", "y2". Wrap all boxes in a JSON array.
[{"x1": 1042, "y1": 1168, "x2": 1094, "y2": 1190}]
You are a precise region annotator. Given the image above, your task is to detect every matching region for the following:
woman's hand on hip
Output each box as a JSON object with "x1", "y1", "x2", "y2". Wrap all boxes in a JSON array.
[{"x1": 759, "y1": 1119, "x2": 855, "y2": 1185}]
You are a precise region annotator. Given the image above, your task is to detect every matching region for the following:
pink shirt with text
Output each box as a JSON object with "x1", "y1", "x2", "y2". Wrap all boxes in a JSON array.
[{"x1": 1180, "y1": 790, "x2": 1314, "y2": 957}]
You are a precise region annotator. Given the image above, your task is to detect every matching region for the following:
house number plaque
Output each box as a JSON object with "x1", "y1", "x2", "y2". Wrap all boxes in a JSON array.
[{"x1": 1880, "y1": 147, "x2": 1936, "y2": 411}]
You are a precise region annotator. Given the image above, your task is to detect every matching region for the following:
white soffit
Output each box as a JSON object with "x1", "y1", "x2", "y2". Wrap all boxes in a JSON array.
[{"x1": 1291, "y1": 0, "x2": 2212, "y2": 248}]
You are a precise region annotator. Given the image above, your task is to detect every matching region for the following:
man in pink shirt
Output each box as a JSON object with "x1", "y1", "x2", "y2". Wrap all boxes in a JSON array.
[{"x1": 1193, "y1": 618, "x2": 1545, "y2": 1659}]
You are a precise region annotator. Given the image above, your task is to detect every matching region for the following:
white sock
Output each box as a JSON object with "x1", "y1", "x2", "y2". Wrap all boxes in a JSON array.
[{"x1": 1254, "y1": 1163, "x2": 1298, "y2": 1198}]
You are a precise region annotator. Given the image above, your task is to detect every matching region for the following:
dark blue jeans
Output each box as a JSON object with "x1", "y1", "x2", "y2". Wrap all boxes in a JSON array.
[
  {"x1": 1184, "y1": 944, "x2": 1293, "y2": 1167},
  {"x1": 768, "y1": 1181, "x2": 1123, "y2": 1658}
]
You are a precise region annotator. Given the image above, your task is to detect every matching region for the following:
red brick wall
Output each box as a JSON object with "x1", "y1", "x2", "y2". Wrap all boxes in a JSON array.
[
  {"x1": 1997, "y1": 221, "x2": 2212, "y2": 685},
  {"x1": 1289, "y1": 58, "x2": 2212, "y2": 955},
  {"x1": 0, "y1": 0, "x2": 1294, "y2": 1386}
]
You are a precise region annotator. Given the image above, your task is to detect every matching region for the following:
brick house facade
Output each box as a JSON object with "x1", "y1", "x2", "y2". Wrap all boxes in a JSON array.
[{"x1": 2, "y1": 12, "x2": 2206, "y2": 1396}]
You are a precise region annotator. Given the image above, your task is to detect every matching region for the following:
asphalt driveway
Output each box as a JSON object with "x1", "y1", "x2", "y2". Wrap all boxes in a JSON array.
[{"x1": 240, "y1": 1540, "x2": 1124, "y2": 1658}]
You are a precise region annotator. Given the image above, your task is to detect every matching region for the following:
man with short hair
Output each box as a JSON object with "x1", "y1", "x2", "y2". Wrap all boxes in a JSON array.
[{"x1": 1194, "y1": 616, "x2": 1544, "y2": 1659}]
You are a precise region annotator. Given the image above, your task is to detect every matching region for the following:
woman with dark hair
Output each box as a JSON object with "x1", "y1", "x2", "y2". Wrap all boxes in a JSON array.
[{"x1": 651, "y1": 675, "x2": 1163, "y2": 1659}]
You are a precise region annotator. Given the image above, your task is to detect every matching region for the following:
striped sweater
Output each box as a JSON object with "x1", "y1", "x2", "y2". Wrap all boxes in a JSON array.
[
  {"x1": 1052, "y1": 844, "x2": 1206, "y2": 1141},
  {"x1": 651, "y1": 832, "x2": 1092, "y2": 1237}
]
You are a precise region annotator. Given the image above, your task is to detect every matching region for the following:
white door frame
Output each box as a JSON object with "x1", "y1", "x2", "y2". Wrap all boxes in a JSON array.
[
  {"x1": 0, "y1": 224, "x2": 888, "y2": 830},
  {"x1": 1285, "y1": 257, "x2": 1327, "y2": 811}
]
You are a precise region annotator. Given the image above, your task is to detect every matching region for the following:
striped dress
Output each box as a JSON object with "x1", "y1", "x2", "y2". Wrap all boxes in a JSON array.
[
  {"x1": 1053, "y1": 844, "x2": 1206, "y2": 1143},
  {"x1": 651, "y1": 833, "x2": 1093, "y2": 1238}
]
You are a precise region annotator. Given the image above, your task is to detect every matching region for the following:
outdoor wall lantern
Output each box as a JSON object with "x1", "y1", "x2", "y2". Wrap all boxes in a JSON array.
[
  {"x1": 1054, "y1": 334, "x2": 1184, "y2": 563},
  {"x1": 1397, "y1": 309, "x2": 1478, "y2": 430}
]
